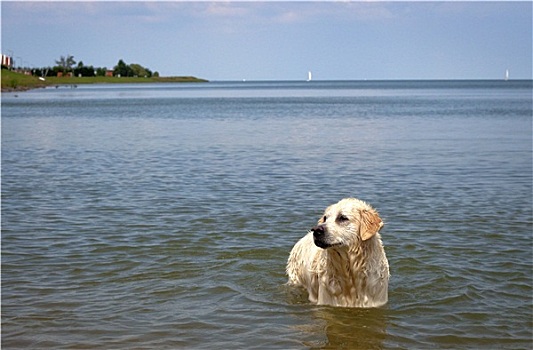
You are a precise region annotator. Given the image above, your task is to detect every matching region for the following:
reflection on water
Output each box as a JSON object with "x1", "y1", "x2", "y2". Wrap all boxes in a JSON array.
[{"x1": 302, "y1": 307, "x2": 388, "y2": 349}]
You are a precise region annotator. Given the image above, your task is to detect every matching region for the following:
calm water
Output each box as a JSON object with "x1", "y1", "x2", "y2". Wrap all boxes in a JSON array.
[{"x1": 2, "y1": 80, "x2": 532, "y2": 349}]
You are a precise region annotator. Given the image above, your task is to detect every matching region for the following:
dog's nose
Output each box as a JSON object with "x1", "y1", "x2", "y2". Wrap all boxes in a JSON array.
[{"x1": 312, "y1": 225, "x2": 325, "y2": 238}]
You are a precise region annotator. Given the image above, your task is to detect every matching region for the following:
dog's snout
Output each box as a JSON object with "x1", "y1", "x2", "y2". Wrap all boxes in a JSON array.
[{"x1": 312, "y1": 225, "x2": 325, "y2": 237}]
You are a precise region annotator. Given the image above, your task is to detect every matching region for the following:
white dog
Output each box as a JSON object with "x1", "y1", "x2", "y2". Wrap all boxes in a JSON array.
[{"x1": 286, "y1": 198, "x2": 389, "y2": 308}]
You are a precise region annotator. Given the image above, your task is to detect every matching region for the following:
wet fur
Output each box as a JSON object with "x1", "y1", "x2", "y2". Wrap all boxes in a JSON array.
[{"x1": 286, "y1": 198, "x2": 389, "y2": 308}]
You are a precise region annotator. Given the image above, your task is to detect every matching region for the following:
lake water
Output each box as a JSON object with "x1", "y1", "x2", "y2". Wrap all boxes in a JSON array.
[{"x1": 2, "y1": 80, "x2": 532, "y2": 349}]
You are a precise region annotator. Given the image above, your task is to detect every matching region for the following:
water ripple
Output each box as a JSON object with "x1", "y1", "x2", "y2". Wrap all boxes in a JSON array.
[{"x1": 2, "y1": 81, "x2": 531, "y2": 349}]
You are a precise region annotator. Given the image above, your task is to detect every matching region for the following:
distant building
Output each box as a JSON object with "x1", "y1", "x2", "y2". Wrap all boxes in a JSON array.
[
  {"x1": 105, "y1": 70, "x2": 114, "y2": 77},
  {"x1": 1, "y1": 54, "x2": 13, "y2": 67}
]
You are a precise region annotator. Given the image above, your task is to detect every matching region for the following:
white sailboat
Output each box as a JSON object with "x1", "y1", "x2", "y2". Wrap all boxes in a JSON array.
[
  {"x1": 307, "y1": 71, "x2": 312, "y2": 82},
  {"x1": 505, "y1": 69, "x2": 509, "y2": 81}
]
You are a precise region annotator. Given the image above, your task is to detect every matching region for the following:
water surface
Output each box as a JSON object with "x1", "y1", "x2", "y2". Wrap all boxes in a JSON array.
[{"x1": 2, "y1": 80, "x2": 532, "y2": 349}]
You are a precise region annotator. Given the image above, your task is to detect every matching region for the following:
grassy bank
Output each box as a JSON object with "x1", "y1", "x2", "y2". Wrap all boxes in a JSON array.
[
  {"x1": 1, "y1": 69, "x2": 48, "y2": 91},
  {"x1": 2, "y1": 69, "x2": 208, "y2": 92}
]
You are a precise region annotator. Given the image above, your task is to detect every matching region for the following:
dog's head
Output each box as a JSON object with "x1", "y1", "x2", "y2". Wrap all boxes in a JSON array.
[{"x1": 311, "y1": 198, "x2": 383, "y2": 249}]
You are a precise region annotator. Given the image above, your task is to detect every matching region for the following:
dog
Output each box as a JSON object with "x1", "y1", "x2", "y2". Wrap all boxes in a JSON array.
[{"x1": 286, "y1": 198, "x2": 389, "y2": 308}]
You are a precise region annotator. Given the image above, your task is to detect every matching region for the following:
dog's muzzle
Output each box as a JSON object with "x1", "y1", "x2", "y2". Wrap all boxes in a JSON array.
[{"x1": 312, "y1": 225, "x2": 330, "y2": 249}]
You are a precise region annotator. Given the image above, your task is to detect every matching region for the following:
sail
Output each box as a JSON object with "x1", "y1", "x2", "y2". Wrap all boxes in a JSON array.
[{"x1": 307, "y1": 71, "x2": 312, "y2": 81}]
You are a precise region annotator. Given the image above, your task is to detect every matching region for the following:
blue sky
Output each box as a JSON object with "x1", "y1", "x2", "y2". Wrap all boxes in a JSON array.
[{"x1": 2, "y1": 1, "x2": 532, "y2": 80}]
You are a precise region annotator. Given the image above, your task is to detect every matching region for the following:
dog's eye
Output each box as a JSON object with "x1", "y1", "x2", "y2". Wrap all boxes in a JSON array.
[{"x1": 338, "y1": 215, "x2": 349, "y2": 222}]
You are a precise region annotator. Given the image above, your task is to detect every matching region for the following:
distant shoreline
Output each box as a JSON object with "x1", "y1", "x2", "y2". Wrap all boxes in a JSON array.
[
  {"x1": 1, "y1": 69, "x2": 208, "y2": 92},
  {"x1": 3, "y1": 70, "x2": 531, "y2": 93}
]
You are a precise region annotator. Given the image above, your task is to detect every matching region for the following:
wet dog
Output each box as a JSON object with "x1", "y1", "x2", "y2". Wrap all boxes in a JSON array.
[{"x1": 287, "y1": 198, "x2": 389, "y2": 308}]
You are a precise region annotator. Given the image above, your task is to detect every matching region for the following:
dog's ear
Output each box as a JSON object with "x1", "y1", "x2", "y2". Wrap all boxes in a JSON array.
[{"x1": 359, "y1": 209, "x2": 383, "y2": 241}]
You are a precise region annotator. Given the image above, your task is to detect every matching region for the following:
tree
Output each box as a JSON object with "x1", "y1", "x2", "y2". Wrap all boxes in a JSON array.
[
  {"x1": 95, "y1": 67, "x2": 107, "y2": 77},
  {"x1": 132, "y1": 63, "x2": 153, "y2": 78},
  {"x1": 113, "y1": 59, "x2": 133, "y2": 77},
  {"x1": 73, "y1": 61, "x2": 95, "y2": 77},
  {"x1": 130, "y1": 63, "x2": 152, "y2": 78},
  {"x1": 55, "y1": 55, "x2": 76, "y2": 72}
]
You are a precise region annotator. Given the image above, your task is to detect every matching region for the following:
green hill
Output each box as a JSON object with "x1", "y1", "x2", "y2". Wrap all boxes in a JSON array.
[{"x1": 1, "y1": 69, "x2": 47, "y2": 91}]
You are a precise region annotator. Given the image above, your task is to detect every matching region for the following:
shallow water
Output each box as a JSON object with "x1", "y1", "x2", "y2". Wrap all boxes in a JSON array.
[{"x1": 2, "y1": 80, "x2": 532, "y2": 349}]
